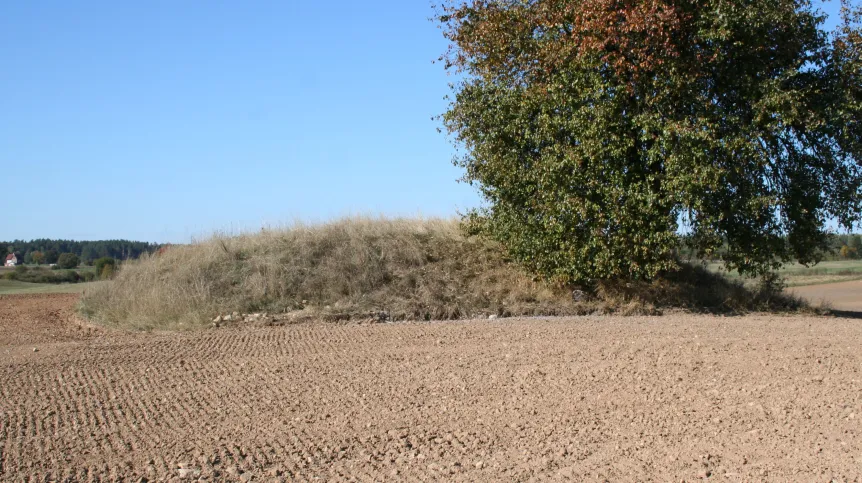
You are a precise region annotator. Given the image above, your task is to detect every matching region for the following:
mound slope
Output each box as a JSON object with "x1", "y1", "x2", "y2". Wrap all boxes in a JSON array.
[{"x1": 80, "y1": 218, "x2": 804, "y2": 330}]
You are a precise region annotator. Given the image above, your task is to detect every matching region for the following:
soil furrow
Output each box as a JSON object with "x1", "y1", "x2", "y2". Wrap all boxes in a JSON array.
[{"x1": 0, "y1": 294, "x2": 860, "y2": 480}]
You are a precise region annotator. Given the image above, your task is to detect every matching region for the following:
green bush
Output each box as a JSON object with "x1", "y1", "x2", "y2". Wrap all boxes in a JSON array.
[
  {"x1": 94, "y1": 257, "x2": 117, "y2": 280},
  {"x1": 43, "y1": 250, "x2": 59, "y2": 265},
  {"x1": 56, "y1": 253, "x2": 79, "y2": 269},
  {"x1": 6, "y1": 267, "x2": 81, "y2": 284}
]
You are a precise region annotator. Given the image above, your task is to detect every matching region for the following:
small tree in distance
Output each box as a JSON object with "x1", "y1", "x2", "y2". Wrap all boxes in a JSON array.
[
  {"x1": 94, "y1": 257, "x2": 117, "y2": 280},
  {"x1": 31, "y1": 251, "x2": 45, "y2": 265},
  {"x1": 438, "y1": 0, "x2": 862, "y2": 285},
  {"x1": 56, "y1": 253, "x2": 79, "y2": 270},
  {"x1": 43, "y1": 250, "x2": 59, "y2": 265}
]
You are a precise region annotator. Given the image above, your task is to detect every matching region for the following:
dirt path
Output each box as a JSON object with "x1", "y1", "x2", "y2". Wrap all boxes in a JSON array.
[
  {"x1": 1, "y1": 294, "x2": 861, "y2": 481},
  {"x1": 790, "y1": 279, "x2": 862, "y2": 312}
]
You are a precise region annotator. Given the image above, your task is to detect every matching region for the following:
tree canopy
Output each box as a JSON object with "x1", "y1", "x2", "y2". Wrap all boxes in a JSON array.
[
  {"x1": 56, "y1": 253, "x2": 80, "y2": 270},
  {"x1": 438, "y1": 0, "x2": 862, "y2": 284}
]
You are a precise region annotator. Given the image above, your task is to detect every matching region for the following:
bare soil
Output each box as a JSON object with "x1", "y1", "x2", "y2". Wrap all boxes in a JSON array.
[{"x1": 1, "y1": 294, "x2": 861, "y2": 481}]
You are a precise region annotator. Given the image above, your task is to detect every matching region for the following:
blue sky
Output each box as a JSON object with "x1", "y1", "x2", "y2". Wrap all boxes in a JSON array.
[{"x1": 1, "y1": 1, "x2": 846, "y2": 243}]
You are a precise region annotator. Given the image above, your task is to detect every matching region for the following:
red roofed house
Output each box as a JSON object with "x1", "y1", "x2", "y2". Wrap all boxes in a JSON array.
[{"x1": 5, "y1": 254, "x2": 17, "y2": 267}]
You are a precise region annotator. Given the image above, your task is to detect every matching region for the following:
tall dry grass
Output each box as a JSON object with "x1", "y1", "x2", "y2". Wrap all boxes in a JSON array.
[
  {"x1": 79, "y1": 217, "x2": 580, "y2": 329},
  {"x1": 79, "y1": 217, "x2": 808, "y2": 330}
]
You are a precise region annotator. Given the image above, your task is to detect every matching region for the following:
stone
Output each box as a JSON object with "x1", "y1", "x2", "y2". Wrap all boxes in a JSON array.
[
  {"x1": 213, "y1": 315, "x2": 222, "y2": 323},
  {"x1": 572, "y1": 290, "x2": 588, "y2": 302},
  {"x1": 488, "y1": 315, "x2": 498, "y2": 320},
  {"x1": 177, "y1": 467, "x2": 200, "y2": 479}
]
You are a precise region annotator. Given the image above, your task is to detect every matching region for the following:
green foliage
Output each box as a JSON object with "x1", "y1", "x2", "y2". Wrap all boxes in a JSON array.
[
  {"x1": 439, "y1": 0, "x2": 862, "y2": 285},
  {"x1": 94, "y1": 257, "x2": 117, "y2": 279},
  {"x1": 43, "y1": 250, "x2": 59, "y2": 265},
  {"x1": 56, "y1": 253, "x2": 79, "y2": 269},
  {"x1": 4, "y1": 267, "x2": 83, "y2": 284},
  {"x1": 30, "y1": 251, "x2": 45, "y2": 265}
]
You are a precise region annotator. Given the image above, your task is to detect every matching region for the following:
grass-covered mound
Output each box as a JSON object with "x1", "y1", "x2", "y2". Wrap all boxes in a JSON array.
[{"x1": 79, "y1": 217, "x2": 807, "y2": 330}]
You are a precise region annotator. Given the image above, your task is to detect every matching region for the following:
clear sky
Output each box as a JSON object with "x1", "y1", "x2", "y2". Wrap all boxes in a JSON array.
[{"x1": 1, "y1": 1, "x2": 846, "y2": 243}]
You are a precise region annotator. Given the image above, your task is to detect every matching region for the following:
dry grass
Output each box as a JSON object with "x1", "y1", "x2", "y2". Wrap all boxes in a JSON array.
[
  {"x1": 80, "y1": 218, "x2": 579, "y2": 329},
  {"x1": 79, "y1": 217, "x2": 808, "y2": 330}
]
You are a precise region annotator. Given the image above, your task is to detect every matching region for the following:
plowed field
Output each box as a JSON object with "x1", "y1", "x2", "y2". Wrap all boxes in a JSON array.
[{"x1": 1, "y1": 294, "x2": 861, "y2": 481}]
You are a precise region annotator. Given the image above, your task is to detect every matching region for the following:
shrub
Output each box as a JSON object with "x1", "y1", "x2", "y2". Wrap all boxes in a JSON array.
[
  {"x1": 30, "y1": 251, "x2": 45, "y2": 265},
  {"x1": 5, "y1": 267, "x2": 81, "y2": 284},
  {"x1": 94, "y1": 257, "x2": 117, "y2": 279},
  {"x1": 56, "y1": 253, "x2": 79, "y2": 269},
  {"x1": 840, "y1": 245, "x2": 859, "y2": 259},
  {"x1": 99, "y1": 265, "x2": 114, "y2": 280},
  {"x1": 43, "y1": 250, "x2": 59, "y2": 265}
]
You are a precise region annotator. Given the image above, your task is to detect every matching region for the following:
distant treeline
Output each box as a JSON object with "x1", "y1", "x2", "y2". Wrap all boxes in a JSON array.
[
  {"x1": 4, "y1": 239, "x2": 162, "y2": 265},
  {"x1": 678, "y1": 233, "x2": 862, "y2": 262}
]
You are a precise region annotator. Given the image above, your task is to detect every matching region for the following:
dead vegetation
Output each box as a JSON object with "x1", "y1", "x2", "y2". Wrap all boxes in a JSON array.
[{"x1": 79, "y1": 217, "x2": 807, "y2": 330}]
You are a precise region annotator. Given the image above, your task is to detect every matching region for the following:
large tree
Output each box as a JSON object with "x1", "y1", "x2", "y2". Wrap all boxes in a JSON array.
[{"x1": 438, "y1": 0, "x2": 862, "y2": 284}]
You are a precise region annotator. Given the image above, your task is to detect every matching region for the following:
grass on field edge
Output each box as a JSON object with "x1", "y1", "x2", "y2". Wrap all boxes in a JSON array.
[
  {"x1": 783, "y1": 275, "x2": 862, "y2": 287},
  {"x1": 77, "y1": 217, "x2": 814, "y2": 331},
  {"x1": 0, "y1": 279, "x2": 97, "y2": 295}
]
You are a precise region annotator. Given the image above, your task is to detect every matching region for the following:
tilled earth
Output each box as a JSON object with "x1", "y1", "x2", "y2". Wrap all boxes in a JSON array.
[
  {"x1": 1, "y1": 294, "x2": 861, "y2": 481},
  {"x1": 791, "y1": 279, "x2": 862, "y2": 312}
]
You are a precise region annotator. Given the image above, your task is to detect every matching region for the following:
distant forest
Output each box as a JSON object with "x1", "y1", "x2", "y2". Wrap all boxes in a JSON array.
[
  {"x1": 678, "y1": 233, "x2": 862, "y2": 262},
  {"x1": 4, "y1": 239, "x2": 162, "y2": 265}
]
